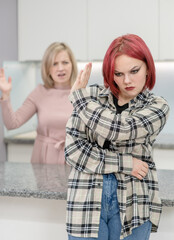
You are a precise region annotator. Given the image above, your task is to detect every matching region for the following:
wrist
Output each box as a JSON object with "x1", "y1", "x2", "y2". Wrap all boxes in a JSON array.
[{"x1": 2, "y1": 91, "x2": 10, "y2": 100}]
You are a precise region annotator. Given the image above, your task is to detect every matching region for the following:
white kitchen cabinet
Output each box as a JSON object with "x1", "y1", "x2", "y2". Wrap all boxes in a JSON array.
[
  {"x1": 18, "y1": 0, "x2": 87, "y2": 61},
  {"x1": 87, "y1": 0, "x2": 159, "y2": 60},
  {"x1": 159, "y1": 0, "x2": 174, "y2": 60},
  {"x1": 18, "y1": 0, "x2": 174, "y2": 62}
]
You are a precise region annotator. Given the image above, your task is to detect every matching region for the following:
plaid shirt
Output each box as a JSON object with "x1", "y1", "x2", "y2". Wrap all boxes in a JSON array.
[{"x1": 65, "y1": 85, "x2": 169, "y2": 239}]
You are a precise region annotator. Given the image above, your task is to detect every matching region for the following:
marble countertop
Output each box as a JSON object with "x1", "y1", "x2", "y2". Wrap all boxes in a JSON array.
[
  {"x1": 0, "y1": 162, "x2": 173, "y2": 207},
  {"x1": 0, "y1": 162, "x2": 71, "y2": 200},
  {"x1": 154, "y1": 133, "x2": 174, "y2": 150},
  {"x1": 4, "y1": 132, "x2": 174, "y2": 149},
  {"x1": 157, "y1": 169, "x2": 174, "y2": 206},
  {"x1": 4, "y1": 131, "x2": 37, "y2": 144}
]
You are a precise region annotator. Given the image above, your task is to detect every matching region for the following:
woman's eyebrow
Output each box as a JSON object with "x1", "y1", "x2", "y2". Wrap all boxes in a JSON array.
[
  {"x1": 114, "y1": 64, "x2": 142, "y2": 73},
  {"x1": 131, "y1": 64, "x2": 142, "y2": 70}
]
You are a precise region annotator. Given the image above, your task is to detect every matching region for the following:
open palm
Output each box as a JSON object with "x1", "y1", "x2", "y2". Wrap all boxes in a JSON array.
[
  {"x1": 71, "y1": 63, "x2": 92, "y2": 93},
  {"x1": 0, "y1": 68, "x2": 12, "y2": 93}
]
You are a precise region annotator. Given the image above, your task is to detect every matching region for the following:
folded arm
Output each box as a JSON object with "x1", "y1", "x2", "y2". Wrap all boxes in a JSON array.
[
  {"x1": 69, "y1": 88, "x2": 170, "y2": 142},
  {"x1": 65, "y1": 109, "x2": 148, "y2": 179}
]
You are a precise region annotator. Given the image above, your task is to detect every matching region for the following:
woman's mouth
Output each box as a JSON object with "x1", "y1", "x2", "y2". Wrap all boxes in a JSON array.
[
  {"x1": 58, "y1": 73, "x2": 65, "y2": 77},
  {"x1": 125, "y1": 87, "x2": 135, "y2": 91}
]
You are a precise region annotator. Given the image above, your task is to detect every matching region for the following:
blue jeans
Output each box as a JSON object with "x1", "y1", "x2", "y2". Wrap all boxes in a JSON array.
[{"x1": 68, "y1": 174, "x2": 152, "y2": 240}]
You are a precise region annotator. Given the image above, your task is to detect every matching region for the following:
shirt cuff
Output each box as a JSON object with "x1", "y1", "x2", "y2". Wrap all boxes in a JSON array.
[{"x1": 118, "y1": 154, "x2": 133, "y2": 175}]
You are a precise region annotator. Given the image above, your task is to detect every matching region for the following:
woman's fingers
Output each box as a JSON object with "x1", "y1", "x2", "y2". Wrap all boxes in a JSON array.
[
  {"x1": 8, "y1": 76, "x2": 12, "y2": 84},
  {"x1": 80, "y1": 63, "x2": 92, "y2": 84},
  {"x1": 70, "y1": 70, "x2": 83, "y2": 93},
  {"x1": 0, "y1": 68, "x2": 8, "y2": 83},
  {"x1": 70, "y1": 63, "x2": 92, "y2": 93},
  {"x1": 77, "y1": 70, "x2": 84, "y2": 83},
  {"x1": 0, "y1": 68, "x2": 12, "y2": 99},
  {"x1": 139, "y1": 163, "x2": 148, "y2": 176},
  {"x1": 132, "y1": 158, "x2": 149, "y2": 180},
  {"x1": 0, "y1": 68, "x2": 5, "y2": 78},
  {"x1": 137, "y1": 164, "x2": 149, "y2": 179},
  {"x1": 138, "y1": 169, "x2": 147, "y2": 178}
]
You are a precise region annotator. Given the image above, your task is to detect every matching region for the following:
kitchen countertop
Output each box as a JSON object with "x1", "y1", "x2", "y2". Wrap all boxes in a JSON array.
[
  {"x1": 4, "y1": 132, "x2": 174, "y2": 150},
  {"x1": 0, "y1": 162, "x2": 70, "y2": 200},
  {"x1": 154, "y1": 133, "x2": 174, "y2": 150},
  {"x1": 0, "y1": 162, "x2": 173, "y2": 207},
  {"x1": 4, "y1": 131, "x2": 37, "y2": 144},
  {"x1": 157, "y1": 169, "x2": 174, "y2": 206}
]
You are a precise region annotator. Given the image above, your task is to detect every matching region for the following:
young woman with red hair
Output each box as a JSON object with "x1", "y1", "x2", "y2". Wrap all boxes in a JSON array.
[{"x1": 65, "y1": 34, "x2": 169, "y2": 240}]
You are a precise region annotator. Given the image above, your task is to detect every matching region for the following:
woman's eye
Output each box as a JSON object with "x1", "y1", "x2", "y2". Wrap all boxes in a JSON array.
[
  {"x1": 114, "y1": 72, "x2": 122, "y2": 77},
  {"x1": 131, "y1": 68, "x2": 139, "y2": 74},
  {"x1": 63, "y1": 61, "x2": 69, "y2": 64}
]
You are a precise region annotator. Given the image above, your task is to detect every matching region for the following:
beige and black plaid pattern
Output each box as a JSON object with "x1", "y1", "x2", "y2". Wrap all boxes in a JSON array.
[{"x1": 65, "y1": 85, "x2": 169, "y2": 239}]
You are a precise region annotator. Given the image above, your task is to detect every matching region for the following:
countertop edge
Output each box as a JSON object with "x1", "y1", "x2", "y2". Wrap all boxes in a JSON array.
[
  {"x1": 161, "y1": 199, "x2": 174, "y2": 207},
  {"x1": 4, "y1": 138, "x2": 174, "y2": 149},
  {"x1": 0, "y1": 189, "x2": 67, "y2": 200},
  {"x1": 0, "y1": 190, "x2": 174, "y2": 207}
]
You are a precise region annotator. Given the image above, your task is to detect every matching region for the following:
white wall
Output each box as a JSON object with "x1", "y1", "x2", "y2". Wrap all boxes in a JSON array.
[
  {"x1": 87, "y1": 0, "x2": 159, "y2": 60},
  {"x1": 18, "y1": 0, "x2": 174, "y2": 61},
  {"x1": 0, "y1": 197, "x2": 174, "y2": 240},
  {"x1": 0, "y1": 197, "x2": 67, "y2": 240}
]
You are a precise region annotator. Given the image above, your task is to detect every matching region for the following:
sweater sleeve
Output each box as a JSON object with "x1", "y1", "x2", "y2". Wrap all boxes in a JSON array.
[
  {"x1": 0, "y1": 87, "x2": 38, "y2": 130},
  {"x1": 65, "y1": 109, "x2": 133, "y2": 175},
  {"x1": 69, "y1": 88, "x2": 170, "y2": 142}
]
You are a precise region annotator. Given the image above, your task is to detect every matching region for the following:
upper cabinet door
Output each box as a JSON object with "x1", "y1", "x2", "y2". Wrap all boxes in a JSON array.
[
  {"x1": 18, "y1": 0, "x2": 88, "y2": 61},
  {"x1": 87, "y1": 0, "x2": 159, "y2": 61},
  {"x1": 19, "y1": 0, "x2": 174, "y2": 61},
  {"x1": 159, "y1": 0, "x2": 174, "y2": 60}
]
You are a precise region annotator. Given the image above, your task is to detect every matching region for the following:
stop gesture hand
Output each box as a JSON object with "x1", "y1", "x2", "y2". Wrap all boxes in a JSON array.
[
  {"x1": 71, "y1": 63, "x2": 92, "y2": 93},
  {"x1": 0, "y1": 68, "x2": 12, "y2": 99}
]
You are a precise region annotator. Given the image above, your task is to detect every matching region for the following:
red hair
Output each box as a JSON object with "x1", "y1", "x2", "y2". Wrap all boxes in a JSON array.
[{"x1": 103, "y1": 34, "x2": 156, "y2": 98}]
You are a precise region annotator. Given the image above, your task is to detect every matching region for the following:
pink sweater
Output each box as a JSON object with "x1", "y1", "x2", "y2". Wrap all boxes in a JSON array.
[{"x1": 0, "y1": 84, "x2": 73, "y2": 164}]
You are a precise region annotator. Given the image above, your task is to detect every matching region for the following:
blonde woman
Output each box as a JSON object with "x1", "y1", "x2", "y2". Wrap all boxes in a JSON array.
[{"x1": 0, "y1": 42, "x2": 77, "y2": 164}]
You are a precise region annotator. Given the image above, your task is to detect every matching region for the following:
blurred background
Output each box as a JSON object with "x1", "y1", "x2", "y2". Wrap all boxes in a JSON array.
[
  {"x1": 1, "y1": 0, "x2": 174, "y2": 162},
  {"x1": 0, "y1": 1, "x2": 174, "y2": 240}
]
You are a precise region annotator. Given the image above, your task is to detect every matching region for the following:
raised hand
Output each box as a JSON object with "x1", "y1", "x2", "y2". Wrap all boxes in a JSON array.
[
  {"x1": 71, "y1": 63, "x2": 92, "y2": 93},
  {"x1": 0, "y1": 68, "x2": 12, "y2": 99},
  {"x1": 131, "y1": 158, "x2": 149, "y2": 180}
]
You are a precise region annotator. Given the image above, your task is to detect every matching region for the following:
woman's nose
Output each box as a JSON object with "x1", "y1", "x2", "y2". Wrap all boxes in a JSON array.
[
  {"x1": 58, "y1": 64, "x2": 64, "y2": 71},
  {"x1": 124, "y1": 74, "x2": 131, "y2": 84}
]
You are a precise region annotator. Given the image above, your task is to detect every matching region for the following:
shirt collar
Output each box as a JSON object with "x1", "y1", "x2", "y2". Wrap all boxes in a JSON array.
[
  {"x1": 98, "y1": 86, "x2": 153, "y2": 108},
  {"x1": 98, "y1": 87, "x2": 111, "y2": 98},
  {"x1": 129, "y1": 89, "x2": 152, "y2": 108}
]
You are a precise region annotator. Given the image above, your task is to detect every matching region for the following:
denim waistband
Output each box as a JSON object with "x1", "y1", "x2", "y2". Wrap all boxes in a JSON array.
[{"x1": 103, "y1": 173, "x2": 116, "y2": 180}]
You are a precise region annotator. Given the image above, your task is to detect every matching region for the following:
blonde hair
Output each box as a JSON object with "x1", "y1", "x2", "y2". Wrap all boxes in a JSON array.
[{"x1": 41, "y1": 42, "x2": 77, "y2": 88}]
